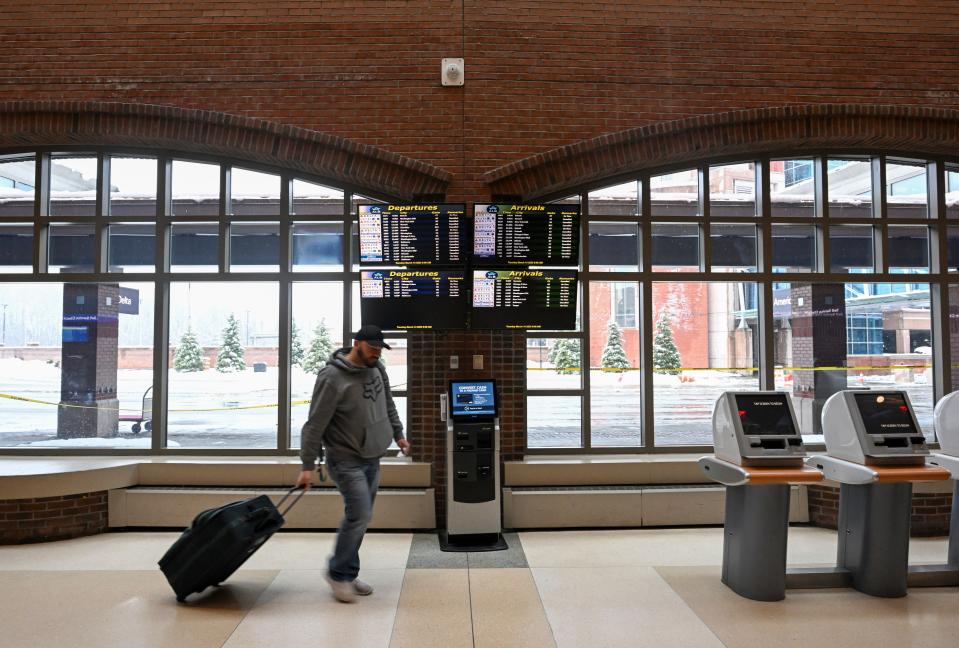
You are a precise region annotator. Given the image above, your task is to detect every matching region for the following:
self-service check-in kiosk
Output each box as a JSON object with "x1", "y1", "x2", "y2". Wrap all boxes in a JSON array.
[
  {"x1": 808, "y1": 390, "x2": 951, "y2": 597},
  {"x1": 440, "y1": 379, "x2": 507, "y2": 552},
  {"x1": 929, "y1": 391, "x2": 959, "y2": 568},
  {"x1": 699, "y1": 392, "x2": 824, "y2": 601}
]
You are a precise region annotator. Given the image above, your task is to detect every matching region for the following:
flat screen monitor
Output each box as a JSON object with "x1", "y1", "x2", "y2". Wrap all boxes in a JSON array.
[
  {"x1": 450, "y1": 380, "x2": 497, "y2": 418},
  {"x1": 358, "y1": 203, "x2": 466, "y2": 266},
  {"x1": 470, "y1": 269, "x2": 577, "y2": 330},
  {"x1": 473, "y1": 203, "x2": 580, "y2": 266},
  {"x1": 854, "y1": 392, "x2": 919, "y2": 435},
  {"x1": 734, "y1": 394, "x2": 798, "y2": 436},
  {"x1": 360, "y1": 269, "x2": 467, "y2": 331}
]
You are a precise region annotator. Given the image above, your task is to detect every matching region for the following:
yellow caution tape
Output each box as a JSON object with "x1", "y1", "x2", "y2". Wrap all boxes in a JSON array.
[
  {"x1": 528, "y1": 365, "x2": 931, "y2": 372},
  {"x1": 0, "y1": 392, "x2": 313, "y2": 412}
]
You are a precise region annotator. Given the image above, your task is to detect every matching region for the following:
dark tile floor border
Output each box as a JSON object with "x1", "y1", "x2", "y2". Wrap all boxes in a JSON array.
[{"x1": 406, "y1": 532, "x2": 528, "y2": 569}]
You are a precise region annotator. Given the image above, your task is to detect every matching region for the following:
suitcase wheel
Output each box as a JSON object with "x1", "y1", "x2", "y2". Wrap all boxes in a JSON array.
[{"x1": 176, "y1": 596, "x2": 186, "y2": 603}]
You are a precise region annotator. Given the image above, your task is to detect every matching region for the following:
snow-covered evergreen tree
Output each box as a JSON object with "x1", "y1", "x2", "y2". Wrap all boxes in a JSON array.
[
  {"x1": 291, "y1": 321, "x2": 305, "y2": 367},
  {"x1": 653, "y1": 308, "x2": 682, "y2": 375},
  {"x1": 303, "y1": 319, "x2": 334, "y2": 374},
  {"x1": 601, "y1": 321, "x2": 631, "y2": 371},
  {"x1": 215, "y1": 313, "x2": 246, "y2": 373},
  {"x1": 548, "y1": 338, "x2": 581, "y2": 375},
  {"x1": 173, "y1": 328, "x2": 205, "y2": 372}
]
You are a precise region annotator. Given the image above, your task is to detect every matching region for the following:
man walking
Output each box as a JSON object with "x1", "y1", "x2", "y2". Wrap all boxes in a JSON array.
[{"x1": 295, "y1": 324, "x2": 410, "y2": 602}]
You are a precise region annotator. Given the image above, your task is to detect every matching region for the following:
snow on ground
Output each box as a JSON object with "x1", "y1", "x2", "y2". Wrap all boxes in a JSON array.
[{"x1": 0, "y1": 360, "x2": 935, "y2": 449}]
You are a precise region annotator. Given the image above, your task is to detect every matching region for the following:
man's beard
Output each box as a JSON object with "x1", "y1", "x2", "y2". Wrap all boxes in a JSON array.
[{"x1": 356, "y1": 346, "x2": 379, "y2": 367}]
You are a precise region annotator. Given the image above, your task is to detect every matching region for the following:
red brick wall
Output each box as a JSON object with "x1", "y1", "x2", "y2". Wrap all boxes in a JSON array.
[
  {"x1": 3, "y1": 2, "x2": 959, "y2": 200},
  {"x1": 0, "y1": 492, "x2": 109, "y2": 544},
  {"x1": 808, "y1": 484, "x2": 953, "y2": 537}
]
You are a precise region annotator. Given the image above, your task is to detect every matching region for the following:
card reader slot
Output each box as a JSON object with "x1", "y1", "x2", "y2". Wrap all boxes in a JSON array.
[
  {"x1": 750, "y1": 438, "x2": 787, "y2": 450},
  {"x1": 879, "y1": 437, "x2": 910, "y2": 448}
]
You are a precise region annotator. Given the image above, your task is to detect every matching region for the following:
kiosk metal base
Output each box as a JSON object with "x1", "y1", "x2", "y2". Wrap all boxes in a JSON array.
[
  {"x1": 722, "y1": 484, "x2": 791, "y2": 601},
  {"x1": 837, "y1": 482, "x2": 912, "y2": 597},
  {"x1": 438, "y1": 532, "x2": 508, "y2": 553}
]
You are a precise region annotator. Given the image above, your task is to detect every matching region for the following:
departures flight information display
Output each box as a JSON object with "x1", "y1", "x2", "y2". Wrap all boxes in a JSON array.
[
  {"x1": 473, "y1": 203, "x2": 580, "y2": 266},
  {"x1": 360, "y1": 270, "x2": 467, "y2": 330},
  {"x1": 471, "y1": 269, "x2": 577, "y2": 330},
  {"x1": 358, "y1": 204, "x2": 466, "y2": 266}
]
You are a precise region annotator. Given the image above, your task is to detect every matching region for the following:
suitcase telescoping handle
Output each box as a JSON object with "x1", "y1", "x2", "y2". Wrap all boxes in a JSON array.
[{"x1": 276, "y1": 486, "x2": 308, "y2": 517}]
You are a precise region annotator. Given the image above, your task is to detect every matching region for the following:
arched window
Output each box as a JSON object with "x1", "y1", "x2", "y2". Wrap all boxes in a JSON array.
[
  {"x1": 0, "y1": 150, "x2": 406, "y2": 452},
  {"x1": 527, "y1": 154, "x2": 952, "y2": 452}
]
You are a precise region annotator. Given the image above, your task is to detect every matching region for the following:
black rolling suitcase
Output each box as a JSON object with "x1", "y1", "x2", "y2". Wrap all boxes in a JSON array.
[{"x1": 159, "y1": 487, "x2": 305, "y2": 602}]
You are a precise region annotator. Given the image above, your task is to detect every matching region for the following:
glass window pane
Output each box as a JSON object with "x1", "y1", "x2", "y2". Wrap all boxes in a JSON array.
[
  {"x1": 50, "y1": 155, "x2": 97, "y2": 217},
  {"x1": 651, "y1": 223, "x2": 699, "y2": 271},
  {"x1": 0, "y1": 223, "x2": 33, "y2": 272},
  {"x1": 109, "y1": 157, "x2": 157, "y2": 217},
  {"x1": 108, "y1": 223, "x2": 155, "y2": 272},
  {"x1": 770, "y1": 159, "x2": 815, "y2": 217},
  {"x1": 947, "y1": 168, "x2": 959, "y2": 219},
  {"x1": 949, "y1": 226, "x2": 959, "y2": 273},
  {"x1": 292, "y1": 222, "x2": 344, "y2": 271},
  {"x1": 951, "y1": 286, "x2": 959, "y2": 408},
  {"x1": 653, "y1": 281, "x2": 759, "y2": 445},
  {"x1": 888, "y1": 225, "x2": 929, "y2": 274},
  {"x1": 772, "y1": 224, "x2": 816, "y2": 272},
  {"x1": 588, "y1": 281, "x2": 640, "y2": 447},
  {"x1": 171, "y1": 160, "x2": 219, "y2": 216},
  {"x1": 527, "y1": 338, "x2": 581, "y2": 389},
  {"x1": 290, "y1": 282, "x2": 347, "y2": 448},
  {"x1": 710, "y1": 162, "x2": 756, "y2": 217},
  {"x1": 171, "y1": 222, "x2": 218, "y2": 272},
  {"x1": 886, "y1": 161, "x2": 927, "y2": 219},
  {"x1": 829, "y1": 225, "x2": 874, "y2": 273},
  {"x1": 527, "y1": 396, "x2": 581, "y2": 448},
  {"x1": 828, "y1": 159, "x2": 873, "y2": 218},
  {"x1": 230, "y1": 222, "x2": 279, "y2": 272},
  {"x1": 588, "y1": 222, "x2": 639, "y2": 271},
  {"x1": 710, "y1": 223, "x2": 757, "y2": 272},
  {"x1": 168, "y1": 282, "x2": 279, "y2": 448},
  {"x1": 0, "y1": 282, "x2": 154, "y2": 448},
  {"x1": 231, "y1": 168, "x2": 281, "y2": 216},
  {"x1": 0, "y1": 155, "x2": 36, "y2": 217},
  {"x1": 587, "y1": 179, "x2": 641, "y2": 217},
  {"x1": 650, "y1": 169, "x2": 699, "y2": 216},
  {"x1": 774, "y1": 283, "x2": 933, "y2": 441},
  {"x1": 293, "y1": 180, "x2": 345, "y2": 216},
  {"x1": 49, "y1": 223, "x2": 95, "y2": 273}
]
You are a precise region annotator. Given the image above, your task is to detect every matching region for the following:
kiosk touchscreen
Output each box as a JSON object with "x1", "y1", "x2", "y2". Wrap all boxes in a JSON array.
[
  {"x1": 713, "y1": 392, "x2": 805, "y2": 467},
  {"x1": 822, "y1": 390, "x2": 929, "y2": 466},
  {"x1": 450, "y1": 380, "x2": 496, "y2": 419}
]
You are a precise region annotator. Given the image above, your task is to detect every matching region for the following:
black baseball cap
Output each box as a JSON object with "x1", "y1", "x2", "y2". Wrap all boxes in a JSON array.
[{"x1": 355, "y1": 324, "x2": 391, "y2": 349}]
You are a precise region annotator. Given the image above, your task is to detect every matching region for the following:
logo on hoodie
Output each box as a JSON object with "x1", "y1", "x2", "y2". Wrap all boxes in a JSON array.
[{"x1": 363, "y1": 375, "x2": 383, "y2": 401}]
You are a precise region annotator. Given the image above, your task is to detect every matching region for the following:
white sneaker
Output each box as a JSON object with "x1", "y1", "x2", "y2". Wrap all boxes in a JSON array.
[
  {"x1": 352, "y1": 578, "x2": 374, "y2": 596},
  {"x1": 324, "y1": 572, "x2": 355, "y2": 603}
]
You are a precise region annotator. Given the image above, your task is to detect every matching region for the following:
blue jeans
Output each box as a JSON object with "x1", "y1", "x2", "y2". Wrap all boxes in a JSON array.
[{"x1": 325, "y1": 456, "x2": 381, "y2": 582}]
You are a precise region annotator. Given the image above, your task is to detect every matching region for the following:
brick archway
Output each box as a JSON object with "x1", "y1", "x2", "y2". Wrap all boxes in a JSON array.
[
  {"x1": 0, "y1": 101, "x2": 451, "y2": 200},
  {"x1": 484, "y1": 104, "x2": 959, "y2": 200}
]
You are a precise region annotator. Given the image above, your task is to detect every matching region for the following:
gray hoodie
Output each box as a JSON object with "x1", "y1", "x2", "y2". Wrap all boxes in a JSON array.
[{"x1": 299, "y1": 347, "x2": 405, "y2": 470}]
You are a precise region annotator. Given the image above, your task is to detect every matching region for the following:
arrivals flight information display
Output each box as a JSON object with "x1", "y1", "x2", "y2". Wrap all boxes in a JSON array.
[
  {"x1": 473, "y1": 203, "x2": 580, "y2": 266},
  {"x1": 358, "y1": 204, "x2": 466, "y2": 266},
  {"x1": 360, "y1": 270, "x2": 467, "y2": 330},
  {"x1": 471, "y1": 269, "x2": 577, "y2": 330}
]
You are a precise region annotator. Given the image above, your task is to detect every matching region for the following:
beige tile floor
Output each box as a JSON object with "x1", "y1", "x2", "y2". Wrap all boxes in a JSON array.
[{"x1": 0, "y1": 527, "x2": 957, "y2": 648}]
